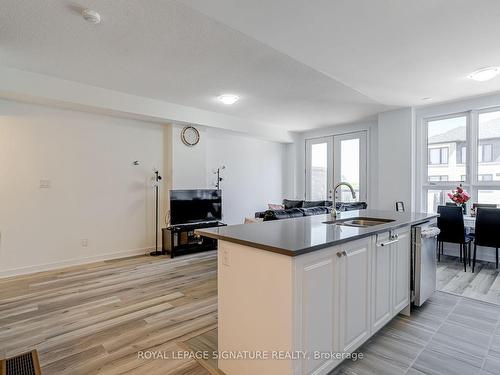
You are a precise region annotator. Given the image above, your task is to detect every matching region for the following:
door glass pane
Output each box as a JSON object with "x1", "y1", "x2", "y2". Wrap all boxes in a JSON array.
[
  {"x1": 339, "y1": 138, "x2": 360, "y2": 201},
  {"x1": 427, "y1": 116, "x2": 467, "y2": 182},
  {"x1": 478, "y1": 111, "x2": 500, "y2": 181},
  {"x1": 310, "y1": 143, "x2": 328, "y2": 200},
  {"x1": 478, "y1": 190, "x2": 500, "y2": 206}
]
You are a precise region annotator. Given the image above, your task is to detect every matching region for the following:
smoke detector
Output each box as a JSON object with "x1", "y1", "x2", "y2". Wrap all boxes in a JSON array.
[{"x1": 82, "y1": 9, "x2": 101, "y2": 24}]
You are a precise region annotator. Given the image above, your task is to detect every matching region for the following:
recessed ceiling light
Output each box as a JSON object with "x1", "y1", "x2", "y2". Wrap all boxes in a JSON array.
[
  {"x1": 82, "y1": 9, "x2": 101, "y2": 24},
  {"x1": 217, "y1": 94, "x2": 239, "y2": 105},
  {"x1": 467, "y1": 67, "x2": 500, "y2": 82}
]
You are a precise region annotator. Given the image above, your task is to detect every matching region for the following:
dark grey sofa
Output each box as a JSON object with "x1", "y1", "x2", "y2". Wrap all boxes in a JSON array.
[{"x1": 255, "y1": 200, "x2": 367, "y2": 221}]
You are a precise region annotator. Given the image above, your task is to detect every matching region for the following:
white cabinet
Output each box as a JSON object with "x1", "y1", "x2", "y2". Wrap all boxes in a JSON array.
[
  {"x1": 371, "y1": 232, "x2": 393, "y2": 333},
  {"x1": 292, "y1": 227, "x2": 411, "y2": 375},
  {"x1": 295, "y1": 253, "x2": 336, "y2": 375},
  {"x1": 371, "y1": 227, "x2": 411, "y2": 335},
  {"x1": 392, "y1": 229, "x2": 411, "y2": 313},
  {"x1": 337, "y1": 237, "x2": 372, "y2": 354},
  {"x1": 221, "y1": 226, "x2": 413, "y2": 375}
]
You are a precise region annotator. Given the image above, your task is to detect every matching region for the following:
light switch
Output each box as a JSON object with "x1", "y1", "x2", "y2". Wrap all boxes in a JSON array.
[{"x1": 40, "y1": 179, "x2": 51, "y2": 188}]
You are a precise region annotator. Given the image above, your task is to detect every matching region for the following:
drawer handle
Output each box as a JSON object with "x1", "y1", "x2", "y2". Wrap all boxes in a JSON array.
[
  {"x1": 336, "y1": 251, "x2": 347, "y2": 257},
  {"x1": 378, "y1": 238, "x2": 399, "y2": 247}
]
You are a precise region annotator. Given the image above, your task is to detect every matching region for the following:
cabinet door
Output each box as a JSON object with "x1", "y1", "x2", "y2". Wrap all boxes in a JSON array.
[
  {"x1": 392, "y1": 229, "x2": 411, "y2": 314},
  {"x1": 371, "y1": 233, "x2": 392, "y2": 333},
  {"x1": 294, "y1": 251, "x2": 337, "y2": 375},
  {"x1": 338, "y1": 237, "x2": 371, "y2": 353}
]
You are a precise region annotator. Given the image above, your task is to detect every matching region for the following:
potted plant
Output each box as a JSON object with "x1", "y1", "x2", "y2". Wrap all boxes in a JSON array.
[{"x1": 447, "y1": 185, "x2": 470, "y2": 214}]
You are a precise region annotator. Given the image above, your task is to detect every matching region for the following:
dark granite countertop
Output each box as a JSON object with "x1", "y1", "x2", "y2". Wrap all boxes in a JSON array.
[{"x1": 195, "y1": 209, "x2": 438, "y2": 256}]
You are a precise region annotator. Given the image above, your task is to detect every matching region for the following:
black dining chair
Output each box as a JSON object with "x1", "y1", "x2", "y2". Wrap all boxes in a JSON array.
[
  {"x1": 472, "y1": 208, "x2": 500, "y2": 273},
  {"x1": 473, "y1": 203, "x2": 497, "y2": 209},
  {"x1": 436, "y1": 205, "x2": 472, "y2": 271}
]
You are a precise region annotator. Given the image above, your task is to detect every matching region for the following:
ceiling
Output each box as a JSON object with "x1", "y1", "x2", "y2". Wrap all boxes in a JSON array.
[{"x1": 2, "y1": 1, "x2": 500, "y2": 133}]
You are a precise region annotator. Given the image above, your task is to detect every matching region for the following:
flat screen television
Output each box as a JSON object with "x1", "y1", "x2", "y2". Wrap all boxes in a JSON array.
[{"x1": 170, "y1": 189, "x2": 222, "y2": 225}]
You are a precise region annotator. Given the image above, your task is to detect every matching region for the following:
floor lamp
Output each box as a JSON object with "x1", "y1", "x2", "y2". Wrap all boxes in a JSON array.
[{"x1": 150, "y1": 170, "x2": 162, "y2": 256}]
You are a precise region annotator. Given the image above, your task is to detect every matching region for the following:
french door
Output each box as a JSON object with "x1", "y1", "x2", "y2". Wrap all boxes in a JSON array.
[
  {"x1": 306, "y1": 131, "x2": 367, "y2": 202},
  {"x1": 305, "y1": 136, "x2": 333, "y2": 201}
]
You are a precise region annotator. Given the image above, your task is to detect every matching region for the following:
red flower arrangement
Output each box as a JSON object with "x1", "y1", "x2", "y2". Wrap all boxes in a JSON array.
[{"x1": 447, "y1": 185, "x2": 470, "y2": 205}]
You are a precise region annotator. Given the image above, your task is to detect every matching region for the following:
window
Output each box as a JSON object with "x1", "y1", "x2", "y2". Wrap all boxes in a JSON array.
[
  {"x1": 478, "y1": 174, "x2": 493, "y2": 181},
  {"x1": 306, "y1": 140, "x2": 330, "y2": 200},
  {"x1": 429, "y1": 175, "x2": 449, "y2": 182},
  {"x1": 426, "y1": 190, "x2": 453, "y2": 213},
  {"x1": 426, "y1": 116, "x2": 466, "y2": 183},
  {"x1": 421, "y1": 110, "x2": 500, "y2": 212},
  {"x1": 478, "y1": 112, "x2": 500, "y2": 181},
  {"x1": 339, "y1": 138, "x2": 360, "y2": 201},
  {"x1": 428, "y1": 147, "x2": 448, "y2": 165},
  {"x1": 478, "y1": 144, "x2": 493, "y2": 163},
  {"x1": 460, "y1": 146, "x2": 467, "y2": 164},
  {"x1": 478, "y1": 189, "x2": 500, "y2": 205}
]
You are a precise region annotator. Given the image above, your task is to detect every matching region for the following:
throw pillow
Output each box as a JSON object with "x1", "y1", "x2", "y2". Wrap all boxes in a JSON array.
[
  {"x1": 268, "y1": 203, "x2": 285, "y2": 210},
  {"x1": 282, "y1": 199, "x2": 304, "y2": 209}
]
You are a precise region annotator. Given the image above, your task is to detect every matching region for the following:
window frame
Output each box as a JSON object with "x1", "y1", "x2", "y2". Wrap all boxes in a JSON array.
[{"x1": 418, "y1": 107, "x2": 500, "y2": 212}]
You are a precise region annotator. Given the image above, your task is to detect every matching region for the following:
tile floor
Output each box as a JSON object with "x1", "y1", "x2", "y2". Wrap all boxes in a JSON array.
[
  {"x1": 437, "y1": 255, "x2": 500, "y2": 305},
  {"x1": 333, "y1": 291, "x2": 500, "y2": 375}
]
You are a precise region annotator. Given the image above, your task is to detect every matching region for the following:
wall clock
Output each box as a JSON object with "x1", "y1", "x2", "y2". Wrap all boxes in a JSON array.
[{"x1": 181, "y1": 126, "x2": 200, "y2": 146}]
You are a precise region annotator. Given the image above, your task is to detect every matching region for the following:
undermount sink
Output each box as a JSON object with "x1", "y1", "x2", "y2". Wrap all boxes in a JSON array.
[{"x1": 322, "y1": 217, "x2": 395, "y2": 228}]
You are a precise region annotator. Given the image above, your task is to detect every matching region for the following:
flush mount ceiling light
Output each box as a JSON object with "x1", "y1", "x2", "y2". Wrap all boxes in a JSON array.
[
  {"x1": 467, "y1": 67, "x2": 500, "y2": 82},
  {"x1": 217, "y1": 94, "x2": 239, "y2": 105},
  {"x1": 82, "y1": 9, "x2": 101, "y2": 24}
]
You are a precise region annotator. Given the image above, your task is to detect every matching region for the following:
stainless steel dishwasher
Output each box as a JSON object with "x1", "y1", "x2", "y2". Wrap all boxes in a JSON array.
[{"x1": 411, "y1": 220, "x2": 439, "y2": 306}]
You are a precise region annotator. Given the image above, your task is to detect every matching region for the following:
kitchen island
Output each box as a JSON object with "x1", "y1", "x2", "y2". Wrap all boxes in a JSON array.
[{"x1": 196, "y1": 209, "x2": 437, "y2": 375}]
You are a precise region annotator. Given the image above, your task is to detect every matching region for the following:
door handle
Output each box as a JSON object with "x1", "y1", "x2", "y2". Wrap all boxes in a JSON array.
[{"x1": 336, "y1": 251, "x2": 347, "y2": 257}]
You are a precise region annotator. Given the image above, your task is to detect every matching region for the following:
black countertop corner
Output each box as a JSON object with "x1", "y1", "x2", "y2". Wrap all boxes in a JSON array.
[{"x1": 195, "y1": 209, "x2": 438, "y2": 256}]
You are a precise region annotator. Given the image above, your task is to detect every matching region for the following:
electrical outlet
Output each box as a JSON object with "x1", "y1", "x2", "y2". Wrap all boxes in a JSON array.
[
  {"x1": 40, "y1": 179, "x2": 51, "y2": 188},
  {"x1": 81, "y1": 239, "x2": 88, "y2": 248},
  {"x1": 222, "y1": 248, "x2": 230, "y2": 266}
]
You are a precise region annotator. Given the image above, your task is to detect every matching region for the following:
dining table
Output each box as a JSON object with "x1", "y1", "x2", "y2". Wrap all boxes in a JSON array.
[{"x1": 463, "y1": 215, "x2": 476, "y2": 234}]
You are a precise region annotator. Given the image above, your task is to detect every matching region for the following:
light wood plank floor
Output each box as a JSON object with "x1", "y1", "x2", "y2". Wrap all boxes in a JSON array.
[
  {"x1": 4, "y1": 252, "x2": 500, "y2": 375},
  {"x1": 0, "y1": 252, "x2": 218, "y2": 375},
  {"x1": 437, "y1": 255, "x2": 500, "y2": 305}
]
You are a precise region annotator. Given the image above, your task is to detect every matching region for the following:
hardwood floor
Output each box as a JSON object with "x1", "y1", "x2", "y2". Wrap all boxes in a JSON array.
[
  {"x1": 3, "y1": 251, "x2": 500, "y2": 375},
  {"x1": 0, "y1": 252, "x2": 218, "y2": 375},
  {"x1": 437, "y1": 255, "x2": 500, "y2": 305}
]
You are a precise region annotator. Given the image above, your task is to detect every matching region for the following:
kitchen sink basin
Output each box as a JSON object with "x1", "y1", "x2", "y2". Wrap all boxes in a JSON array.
[{"x1": 322, "y1": 217, "x2": 395, "y2": 228}]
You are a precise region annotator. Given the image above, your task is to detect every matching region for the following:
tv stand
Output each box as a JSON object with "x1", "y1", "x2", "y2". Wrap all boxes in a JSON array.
[{"x1": 165, "y1": 221, "x2": 226, "y2": 258}]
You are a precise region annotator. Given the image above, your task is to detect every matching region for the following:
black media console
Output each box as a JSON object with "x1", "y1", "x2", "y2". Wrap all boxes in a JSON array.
[{"x1": 163, "y1": 221, "x2": 226, "y2": 258}]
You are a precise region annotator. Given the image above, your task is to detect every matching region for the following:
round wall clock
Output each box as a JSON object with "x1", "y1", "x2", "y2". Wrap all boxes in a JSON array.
[{"x1": 181, "y1": 126, "x2": 200, "y2": 146}]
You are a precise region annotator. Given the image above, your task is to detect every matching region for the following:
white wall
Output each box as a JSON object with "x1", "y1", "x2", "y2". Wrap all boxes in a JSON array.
[
  {"x1": 205, "y1": 128, "x2": 285, "y2": 224},
  {"x1": 0, "y1": 99, "x2": 164, "y2": 276},
  {"x1": 169, "y1": 124, "x2": 286, "y2": 224},
  {"x1": 377, "y1": 108, "x2": 414, "y2": 211}
]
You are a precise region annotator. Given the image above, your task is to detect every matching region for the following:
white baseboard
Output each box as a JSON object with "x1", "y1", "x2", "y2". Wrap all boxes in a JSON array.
[{"x1": 0, "y1": 247, "x2": 153, "y2": 279}]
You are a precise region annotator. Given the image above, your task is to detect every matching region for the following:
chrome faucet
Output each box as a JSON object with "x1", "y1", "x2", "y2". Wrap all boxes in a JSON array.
[{"x1": 331, "y1": 182, "x2": 357, "y2": 219}]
